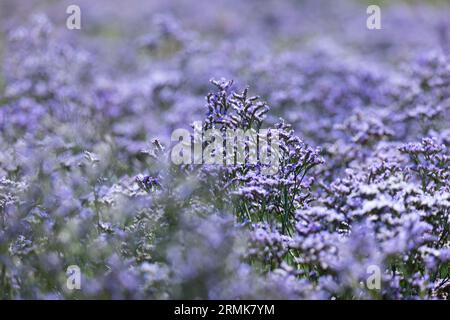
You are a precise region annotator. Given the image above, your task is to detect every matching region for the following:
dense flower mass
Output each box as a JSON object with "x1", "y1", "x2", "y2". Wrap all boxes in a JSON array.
[{"x1": 0, "y1": 0, "x2": 449, "y2": 299}]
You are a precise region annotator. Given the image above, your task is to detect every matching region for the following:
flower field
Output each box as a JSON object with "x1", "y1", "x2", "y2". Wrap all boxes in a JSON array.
[{"x1": 0, "y1": 0, "x2": 449, "y2": 299}]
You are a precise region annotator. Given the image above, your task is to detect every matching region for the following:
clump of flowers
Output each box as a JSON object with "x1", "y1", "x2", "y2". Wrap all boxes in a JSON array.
[{"x1": 198, "y1": 80, "x2": 323, "y2": 235}]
